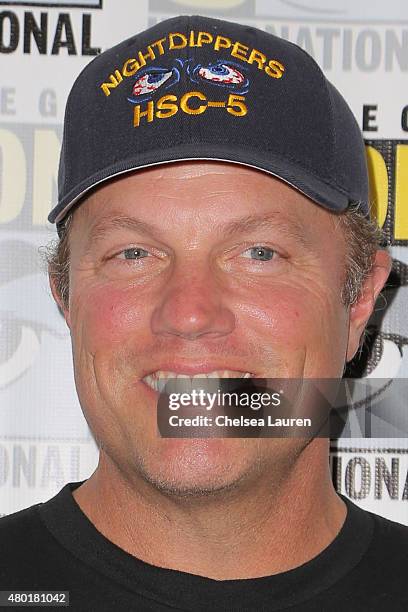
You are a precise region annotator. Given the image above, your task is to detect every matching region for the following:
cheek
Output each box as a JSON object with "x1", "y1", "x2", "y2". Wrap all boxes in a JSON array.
[
  {"x1": 236, "y1": 286, "x2": 306, "y2": 341},
  {"x1": 237, "y1": 282, "x2": 347, "y2": 348},
  {"x1": 71, "y1": 283, "x2": 151, "y2": 351},
  {"x1": 237, "y1": 297, "x2": 298, "y2": 347}
]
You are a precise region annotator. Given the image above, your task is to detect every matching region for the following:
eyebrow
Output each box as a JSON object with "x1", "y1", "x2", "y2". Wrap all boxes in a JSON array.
[
  {"x1": 86, "y1": 215, "x2": 157, "y2": 249},
  {"x1": 221, "y1": 212, "x2": 312, "y2": 248},
  {"x1": 84, "y1": 211, "x2": 313, "y2": 252}
]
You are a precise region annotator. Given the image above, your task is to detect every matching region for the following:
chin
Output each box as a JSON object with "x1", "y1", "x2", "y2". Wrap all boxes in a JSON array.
[{"x1": 134, "y1": 437, "x2": 257, "y2": 498}]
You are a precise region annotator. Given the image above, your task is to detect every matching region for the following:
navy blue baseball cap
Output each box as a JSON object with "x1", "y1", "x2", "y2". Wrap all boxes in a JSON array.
[{"x1": 48, "y1": 15, "x2": 369, "y2": 236}]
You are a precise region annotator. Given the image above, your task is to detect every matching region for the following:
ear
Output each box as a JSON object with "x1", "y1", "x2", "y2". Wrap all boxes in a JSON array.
[
  {"x1": 346, "y1": 250, "x2": 392, "y2": 362},
  {"x1": 48, "y1": 269, "x2": 72, "y2": 330}
]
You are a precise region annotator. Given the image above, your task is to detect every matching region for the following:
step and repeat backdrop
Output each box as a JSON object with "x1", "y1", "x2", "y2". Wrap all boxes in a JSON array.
[{"x1": 1, "y1": 0, "x2": 407, "y2": 523}]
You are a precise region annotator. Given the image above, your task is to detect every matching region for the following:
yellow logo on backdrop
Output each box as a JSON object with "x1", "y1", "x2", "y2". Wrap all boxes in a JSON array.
[
  {"x1": 366, "y1": 143, "x2": 408, "y2": 241},
  {"x1": 394, "y1": 145, "x2": 408, "y2": 240}
]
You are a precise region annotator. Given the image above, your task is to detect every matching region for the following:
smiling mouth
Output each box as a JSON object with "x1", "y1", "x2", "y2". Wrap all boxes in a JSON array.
[{"x1": 142, "y1": 370, "x2": 252, "y2": 393}]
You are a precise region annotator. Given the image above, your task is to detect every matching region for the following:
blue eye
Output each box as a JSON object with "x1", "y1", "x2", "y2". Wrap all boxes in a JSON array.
[
  {"x1": 243, "y1": 247, "x2": 275, "y2": 261},
  {"x1": 120, "y1": 248, "x2": 149, "y2": 260}
]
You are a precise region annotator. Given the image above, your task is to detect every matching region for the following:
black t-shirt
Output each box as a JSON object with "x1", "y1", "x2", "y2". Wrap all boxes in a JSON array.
[{"x1": 0, "y1": 481, "x2": 407, "y2": 611}]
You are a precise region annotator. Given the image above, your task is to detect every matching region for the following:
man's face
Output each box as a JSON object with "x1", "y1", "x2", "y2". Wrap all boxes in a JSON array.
[{"x1": 56, "y1": 162, "x2": 355, "y2": 494}]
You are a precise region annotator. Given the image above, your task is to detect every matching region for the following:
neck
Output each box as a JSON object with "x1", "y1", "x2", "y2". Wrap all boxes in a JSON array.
[{"x1": 73, "y1": 440, "x2": 346, "y2": 580}]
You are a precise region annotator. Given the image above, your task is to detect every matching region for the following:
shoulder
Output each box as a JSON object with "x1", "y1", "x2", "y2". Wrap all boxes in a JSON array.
[
  {"x1": 341, "y1": 494, "x2": 408, "y2": 552},
  {"x1": 368, "y1": 507, "x2": 408, "y2": 541},
  {"x1": 351, "y1": 505, "x2": 408, "y2": 603},
  {"x1": 337, "y1": 497, "x2": 408, "y2": 579},
  {"x1": 0, "y1": 482, "x2": 83, "y2": 549},
  {"x1": 0, "y1": 495, "x2": 77, "y2": 589},
  {"x1": 0, "y1": 502, "x2": 44, "y2": 541},
  {"x1": 343, "y1": 496, "x2": 408, "y2": 562},
  {"x1": 0, "y1": 502, "x2": 58, "y2": 567},
  {"x1": 368, "y1": 508, "x2": 408, "y2": 556}
]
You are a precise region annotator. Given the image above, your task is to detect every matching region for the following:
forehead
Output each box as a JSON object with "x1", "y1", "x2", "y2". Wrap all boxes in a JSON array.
[{"x1": 75, "y1": 160, "x2": 331, "y2": 227}]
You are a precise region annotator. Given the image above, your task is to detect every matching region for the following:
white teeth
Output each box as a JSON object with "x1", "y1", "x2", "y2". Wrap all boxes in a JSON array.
[
  {"x1": 143, "y1": 375, "x2": 158, "y2": 392},
  {"x1": 142, "y1": 369, "x2": 252, "y2": 392}
]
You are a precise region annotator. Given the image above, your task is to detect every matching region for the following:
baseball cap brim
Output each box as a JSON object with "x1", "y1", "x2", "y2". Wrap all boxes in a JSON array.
[{"x1": 48, "y1": 144, "x2": 350, "y2": 230}]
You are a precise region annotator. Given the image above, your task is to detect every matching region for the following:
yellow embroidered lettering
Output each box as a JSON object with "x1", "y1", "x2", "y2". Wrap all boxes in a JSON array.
[
  {"x1": 231, "y1": 41, "x2": 249, "y2": 62},
  {"x1": 189, "y1": 30, "x2": 198, "y2": 47},
  {"x1": 150, "y1": 37, "x2": 167, "y2": 56},
  {"x1": 227, "y1": 94, "x2": 247, "y2": 117},
  {"x1": 180, "y1": 91, "x2": 207, "y2": 115},
  {"x1": 265, "y1": 59, "x2": 285, "y2": 79},
  {"x1": 101, "y1": 71, "x2": 122, "y2": 97},
  {"x1": 156, "y1": 95, "x2": 178, "y2": 119},
  {"x1": 207, "y1": 101, "x2": 226, "y2": 108},
  {"x1": 247, "y1": 48, "x2": 267, "y2": 70},
  {"x1": 133, "y1": 101, "x2": 154, "y2": 127},
  {"x1": 137, "y1": 46, "x2": 156, "y2": 68},
  {"x1": 169, "y1": 32, "x2": 188, "y2": 50},
  {"x1": 197, "y1": 31, "x2": 214, "y2": 47},
  {"x1": 122, "y1": 58, "x2": 140, "y2": 77},
  {"x1": 214, "y1": 35, "x2": 232, "y2": 51}
]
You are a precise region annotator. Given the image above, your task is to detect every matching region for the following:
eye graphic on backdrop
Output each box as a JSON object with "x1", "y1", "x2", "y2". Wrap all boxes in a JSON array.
[
  {"x1": 0, "y1": 240, "x2": 66, "y2": 391},
  {"x1": 278, "y1": 0, "x2": 344, "y2": 14},
  {"x1": 128, "y1": 66, "x2": 180, "y2": 103},
  {"x1": 171, "y1": 0, "x2": 246, "y2": 7},
  {"x1": 191, "y1": 61, "x2": 249, "y2": 93},
  {"x1": 0, "y1": 316, "x2": 41, "y2": 390}
]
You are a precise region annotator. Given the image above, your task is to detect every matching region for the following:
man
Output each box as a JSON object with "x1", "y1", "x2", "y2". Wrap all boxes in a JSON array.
[{"x1": 0, "y1": 14, "x2": 407, "y2": 611}]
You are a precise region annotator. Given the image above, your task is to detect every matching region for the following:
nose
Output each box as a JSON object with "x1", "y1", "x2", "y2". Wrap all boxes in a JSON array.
[{"x1": 150, "y1": 265, "x2": 236, "y2": 340}]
